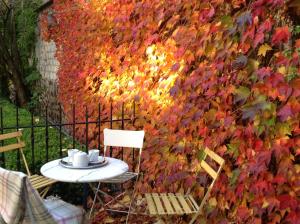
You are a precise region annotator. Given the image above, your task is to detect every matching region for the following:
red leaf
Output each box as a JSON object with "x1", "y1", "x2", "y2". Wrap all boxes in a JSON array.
[
  {"x1": 236, "y1": 183, "x2": 244, "y2": 199},
  {"x1": 254, "y1": 139, "x2": 263, "y2": 151},
  {"x1": 277, "y1": 104, "x2": 293, "y2": 121},
  {"x1": 272, "y1": 174, "x2": 286, "y2": 184},
  {"x1": 237, "y1": 206, "x2": 251, "y2": 221},
  {"x1": 253, "y1": 32, "x2": 264, "y2": 48},
  {"x1": 251, "y1": 179, "x2": 271, "y2": 194},
  {"x1": 271, "y1": 26, "x2": 291, "y2": 45},
  {"x1": 185, "y1": 176, "x2": 195, "y2": 188},
  {"x1": 286, "y1": 212, "x2": 300, "y2": 224},
  {"x1": 145, "y1": 34, "x2": 159, "y2": 46},
  {"x1": 258, "y1": 19, "x2": 273, "y2": 33},
  {"x1": 175, "y1": 47, "x2": 185, "y2": 58},
  {"x1": 267, "y1": 0, "x2": 284, "y2": 7},
  {"x1": 296, "y1": 39, "x2": 300, "y2": 48},
  {"x1": 275, "y1": 53, "x2": 290, "y2": 66},
  {"x1": 171, "y1": 63, "x2": 180, "y2": 72},
  {"x1": 199, "y1": 6, "x2": 215, "y2": 22},
  {"x1": 278, "y1": 194, "x2": 299, "y2": 210},
  {"x1": 257, "y1": 67, "x2": 272, "y2": 80}
]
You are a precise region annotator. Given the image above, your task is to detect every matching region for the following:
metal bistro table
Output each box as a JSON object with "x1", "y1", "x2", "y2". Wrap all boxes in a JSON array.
[{"x1": 41, "y1": 157, "x2": 128, "y2": 209}]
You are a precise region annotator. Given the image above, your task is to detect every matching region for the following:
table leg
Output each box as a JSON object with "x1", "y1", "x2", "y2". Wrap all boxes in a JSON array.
[{"x1": 83, "y1": 183, "x2": 89, "y2": 210}]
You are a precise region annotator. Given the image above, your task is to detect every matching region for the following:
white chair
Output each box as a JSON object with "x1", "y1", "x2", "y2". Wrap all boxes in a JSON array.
[
  {"x1": 0, "y1": 167, "x2": 85, "y2": 224},
  {"x1": 90, "y1": 128, "x2": 145, "y2": 222}
]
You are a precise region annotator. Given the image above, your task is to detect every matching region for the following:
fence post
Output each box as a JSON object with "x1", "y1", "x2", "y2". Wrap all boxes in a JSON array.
[
  {"x1": 72, "y1": 105, "x2": 75, "y2": 149},
  {"x1": 98, "y1": 104, "x2": 101, "y2": 154},
  {"x1": 110, "y1": 101, "x2": 113, "y2": 157},
  {"x1": 132, "y1": 100, "x2": 136, "y2": 162},
  {"x1": 31, "y1": 111, "x2": 35, "y2": 173},
  {"x1": 45, "y1": 106, "x2": 49, "y2": 162},
  {"x1": 0, "y1": 107, "x2": 5, "y2": 168},
  {"x1": 16, "y1": 103, "x2": 21, "y2": 170},
  {"x1": 83, "y1": 106, "x2": 89, "y2": 210},
  {"x1": 133, "y1": 100, "x2": 136, "y2": 126},
  {"x1": 121, "y1": 103, "x2": 124, "y2": 160},
  {"x1": 59, "y1": 106, "x2": 63, "y2": 158},
  {"x1": 85, "y1": 106, "x2": 88, "y2": 153}
]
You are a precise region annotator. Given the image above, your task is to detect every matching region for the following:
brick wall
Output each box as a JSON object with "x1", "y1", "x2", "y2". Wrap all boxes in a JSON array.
[{"x1": 35, "y1": 30, "x2": 61, "y2": 122}]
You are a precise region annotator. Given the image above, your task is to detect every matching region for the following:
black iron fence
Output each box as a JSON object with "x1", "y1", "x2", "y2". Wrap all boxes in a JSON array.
[{"x1": 0, "y1": 100, "x2": 137, "y2": 174}]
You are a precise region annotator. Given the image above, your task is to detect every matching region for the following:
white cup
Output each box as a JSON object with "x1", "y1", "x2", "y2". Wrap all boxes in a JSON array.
[
  {"x1": 68, "y1": 149, "x2": 79, "y2": 162},
  {"x1": 73, "y1": 151, "x2": 89, "y2": 167},
  {"x1": 88, "y1": 149, "x2": 99, "y2": 162}
]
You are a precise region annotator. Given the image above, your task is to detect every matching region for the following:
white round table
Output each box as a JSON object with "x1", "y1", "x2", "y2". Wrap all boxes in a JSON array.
[{"x1": 40, "y1": 157, "x2": 128, "y2": 183}]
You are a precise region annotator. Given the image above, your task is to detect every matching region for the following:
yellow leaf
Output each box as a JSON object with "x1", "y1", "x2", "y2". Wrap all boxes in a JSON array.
[
  {"x1": 120, "y1": 195, "x2": 131, "y2": 204},
  {"x1": 262, "y1": 200, "x2": 269, "y2": 208},
  {"x1": 209, "y1": 197, "x2": 217, "y2": 207},
  {"x1": 258, "y1": 44, "x2": 272, "y2": 57},
  {"x1": 278, "y1": 66, "x2": 286, "y2": 75},
  {"x1": 295, "y1": 165, "x2": 300, "y2": 173},
  {"x1": 104, "y1": 217, "x2": 115, "y2": 223},
  {"x1": 247, "y1": 59, "x2": 259, "y2": 73}
]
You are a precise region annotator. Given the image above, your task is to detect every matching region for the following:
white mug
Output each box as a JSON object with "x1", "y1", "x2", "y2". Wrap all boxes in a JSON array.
[
  {"x1": 73, "y1": 151, "x2": 89, "y2": 167},
  {"x1": 88, "y1": 149, "x2": 99, "y2": 162},
  {"x1": 67, "y1": 149, "x2": 79, "y2": 162}
]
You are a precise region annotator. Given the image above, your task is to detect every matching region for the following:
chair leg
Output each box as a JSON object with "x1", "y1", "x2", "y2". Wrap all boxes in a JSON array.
[
  {"x1": 101, "y1": 188, "x2": 138, "y2": 212},
  {"x1": 103, "y1": 191, "x2": 127, "y2": 207},
  {"x1": 40, "y1": 186, "x2": 50, "y2": 198},
  {"x1": 189, "y1": 213, "x2": 200, "y2": 224},
  {"x1": 125, "y1": 177, "x2": 139, "y2": 224},
  {"x1": 157, "y1": 216, "x2": 166, "y2": 224},
  {"x1": 88, "y1": 183, "x2": 103, "y2": 203}
]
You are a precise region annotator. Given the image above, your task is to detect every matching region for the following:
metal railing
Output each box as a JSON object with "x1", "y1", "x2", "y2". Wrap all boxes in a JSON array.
[{"x1": 0, "y1": 100, "x2": 137, "y2": 173}]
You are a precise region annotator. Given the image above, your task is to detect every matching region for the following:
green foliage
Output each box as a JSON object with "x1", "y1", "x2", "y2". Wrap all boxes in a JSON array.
[
  {"x1": 0, "y1": 97, "x2": 77, "y2": 171},
  {"x1": 15, "y1": 1, "x2": 40, "y2": 59},
  {"x1": 293, "y1": 25, "x2": 300, "y2": 35},
  {"x1": 14, "y1": 0, "x2": 42, "y2": 106}
]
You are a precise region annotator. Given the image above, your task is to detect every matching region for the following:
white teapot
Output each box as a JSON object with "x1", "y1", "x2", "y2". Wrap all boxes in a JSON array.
[{"x1": 73, "y1": 151, "x2": 89, "y2": 167}]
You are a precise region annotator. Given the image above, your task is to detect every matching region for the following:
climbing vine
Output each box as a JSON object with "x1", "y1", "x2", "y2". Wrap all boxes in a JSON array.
[{"x1": 41, "y1": 0, "x2": 300, "y2": 223}]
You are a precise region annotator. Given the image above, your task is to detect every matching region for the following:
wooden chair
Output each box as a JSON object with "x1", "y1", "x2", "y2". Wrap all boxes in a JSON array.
[
  {"x1": 0, "y1": 131, "x2": 57, "y2": 198},
  {"x1": 90, "y1": 128, "x2": 145, "y2": 219},
  {"x1": 144, "y1": 147, "x2": 225, "y2": 224}
]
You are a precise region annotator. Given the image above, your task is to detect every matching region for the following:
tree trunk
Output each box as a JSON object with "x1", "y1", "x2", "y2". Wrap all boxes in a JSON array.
[
  {"x1": 0, "y1": 75, "x2": 10, "y2": 97},
  {"x1": 9, "y1": 7, "x2": 28, "y2": 106},
  {"x1": 9, "y1": 62, "x2": 28, "y2": 106},
  {"x1": 0, "y1": 5, "x2": 28, "y2": 106}
]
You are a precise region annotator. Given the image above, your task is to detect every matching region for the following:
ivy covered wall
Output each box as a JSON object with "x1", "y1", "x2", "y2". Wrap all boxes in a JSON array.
[{"x1": 40, "y1": 0, "x2": 300, "y2": 223}]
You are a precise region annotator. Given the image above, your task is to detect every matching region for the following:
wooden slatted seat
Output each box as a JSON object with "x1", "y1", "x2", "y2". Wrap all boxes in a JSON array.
[
  {"x1": 101, "y1": 171, "x2": 138, "y2": 183},
  {"x1": 0, "y1": 131, "x2": 57, "y2": 198},
  {"x1": 29, "y1": 175, "x2": 57, "y2": 190},
  {"x1": 144, "y1": 147, "x2": 225, "y2": 224},
  {"x1": 145, "y1": 193, "x2": 199, "y2": 215}
]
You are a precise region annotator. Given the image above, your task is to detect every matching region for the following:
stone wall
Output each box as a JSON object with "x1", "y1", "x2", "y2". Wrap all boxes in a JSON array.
[{"x1": 35, "y1": 32, "x2": 61, "y2": 123}]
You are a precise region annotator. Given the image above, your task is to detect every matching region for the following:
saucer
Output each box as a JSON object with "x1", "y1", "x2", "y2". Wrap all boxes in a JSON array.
[
  {"x1": 59, "y1": 157, "x2": 108, "y2": 169},
  {"x1": 89, "y1": 156, "x2": 105, "y2": 164}
]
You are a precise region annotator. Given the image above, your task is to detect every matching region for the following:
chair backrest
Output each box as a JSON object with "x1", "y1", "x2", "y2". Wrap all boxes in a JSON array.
[
  {"x1": 197, "y1": 147, "x2": 225, "y2": 212},
  {"x1": 0, "y1": 131, "x2": 31, "y2": 176},
  {"x1": 103, "y1": 128, "x2": 145, "y2": 173}
]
